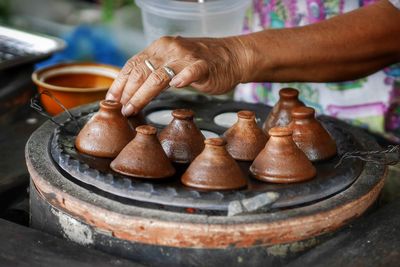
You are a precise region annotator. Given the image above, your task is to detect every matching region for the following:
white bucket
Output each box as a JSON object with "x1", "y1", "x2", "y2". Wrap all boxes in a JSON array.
[{"x1": 135, "y1": 0, "x2": 251, "y2": 44}]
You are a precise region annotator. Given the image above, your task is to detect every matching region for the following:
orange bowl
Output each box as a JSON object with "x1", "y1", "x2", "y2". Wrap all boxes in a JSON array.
[{"x1": 32, "y1": 62, "x2": 121, "y2": 115}]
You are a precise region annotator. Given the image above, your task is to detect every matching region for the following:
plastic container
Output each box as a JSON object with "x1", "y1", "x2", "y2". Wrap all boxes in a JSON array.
[{"x1": 135, "y1": 0, "x2": 250, "y2": 44}]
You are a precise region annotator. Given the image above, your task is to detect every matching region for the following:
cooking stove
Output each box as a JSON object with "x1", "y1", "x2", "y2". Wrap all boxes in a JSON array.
[{"x1": 26, "y1": 92, "x2": 386, "y2": 267}]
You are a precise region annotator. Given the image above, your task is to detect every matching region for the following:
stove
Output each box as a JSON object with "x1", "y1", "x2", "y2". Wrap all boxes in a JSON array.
[{"x1": 26, "y1": 93, "x2": 386, "y2": 267}]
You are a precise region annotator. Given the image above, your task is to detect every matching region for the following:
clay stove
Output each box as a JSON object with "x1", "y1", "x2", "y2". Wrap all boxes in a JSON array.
[{"x1": 26, "y1": 93, "x2": 386, "y2": 267}]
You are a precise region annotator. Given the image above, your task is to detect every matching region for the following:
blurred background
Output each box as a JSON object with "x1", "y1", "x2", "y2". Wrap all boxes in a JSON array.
[{"x1": 0, "y1": 0, "x2": 146, "y2": 67}]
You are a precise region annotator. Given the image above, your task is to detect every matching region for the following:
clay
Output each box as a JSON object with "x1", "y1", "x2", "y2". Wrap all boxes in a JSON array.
[
  {"x1": 75, "y1": 100, "x2": 135, "y2": 158},
  {"x1": 223, "y1": 110, "x2": 267, "y2": 161},
  {"x1": 262, "y1": 88, "x2": 304, "y2": 137},
  {"x1": 110, "y1": 125, "x2": 175, "y2": 179},
  {"x1": 290, "y1": 106, "x2": 337, "y2": 161},
  {"x1": 181, "y1": 138, "x2": 247, "y2": 190},
  {"x1": 159, "y1": 109, "x2": 205, "y2": 164},
  {"x1": 250, "y1": 126, "x2": 316, "y2": 183}
]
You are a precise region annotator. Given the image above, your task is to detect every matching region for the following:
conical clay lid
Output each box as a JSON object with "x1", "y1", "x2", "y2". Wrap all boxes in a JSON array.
[
  {"x1": 181, "y1": 138, "x2": 247, "y2": 190},
  {"x1": 250, "y1": 126, "x2": 316, "y2": 183},
  {"x1": 75, "y1": 100, "x2": 135, "y2": 158},
  {"x1": 223, "y1": 110, "x2": 267, "y2": 161},
  {"x1": 290, "y1": 106, "x2": 337, "y2": 161},
  {"x1": 262, "y1": 88, "x2": 304, "y2": 136},
  {"x1": 110, "y1": 125, "x2": 175, "y2": 179},
  {"x1": 159, "y1": 109, "x2": 205, "y2": 164}
]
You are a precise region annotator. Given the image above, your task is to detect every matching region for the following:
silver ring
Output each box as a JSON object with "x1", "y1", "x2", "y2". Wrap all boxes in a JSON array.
[
  {"x1": 144, "y1": 59, "x2": 156, "y2": 72},
  {"x1": 163, "y1": 66, "x2": 176, "y2": 79}
]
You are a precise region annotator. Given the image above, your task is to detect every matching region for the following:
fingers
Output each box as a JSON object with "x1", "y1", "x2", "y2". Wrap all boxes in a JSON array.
[
  {"x1": 106, "y1": 54, "x2": 146, "y2": 102},
  {"x1": 169, "y1": 59, "x2": 209, "y2": 88},
  {"x1": 119, "y1": 61, "x2": 154, "y2": 105},
  {"x1": 122, "y1": 68, "x2": 171, "y2": 116}
]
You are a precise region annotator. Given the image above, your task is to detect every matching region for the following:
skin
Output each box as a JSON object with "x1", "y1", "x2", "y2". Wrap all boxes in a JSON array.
[{"x1": 106, "y1": 0, "x2": 400, "y2": 116}]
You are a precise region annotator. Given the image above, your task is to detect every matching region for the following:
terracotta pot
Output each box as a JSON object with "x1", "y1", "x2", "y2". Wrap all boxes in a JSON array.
[
  {"x1": 110, "y1": 125, "x2": 175, "y2": 179},
  {"x1": 250, "y1": 126, "x2": 316, "y2": 183},
  {"x1": 159, "y1": 109, "x2": 205, "y2": 164},
  {"x1": 290, "y1": 106, "x2": 337, "y2": 161},
  {"x1": 262, "y1": 88, "x2": 304, "y2": 137},
  {"x1": 75, "y1": 100, "x2": 135, "y2": 158},
  {"x1": 32, "y1": 62, "x2": 120, "y2": 115},
  {"x1": 181, "y1": 138, "x2": 247, "y2": 190},
  {"x1": 223, "y1": 110, "x2": 267, "y2": 161}
]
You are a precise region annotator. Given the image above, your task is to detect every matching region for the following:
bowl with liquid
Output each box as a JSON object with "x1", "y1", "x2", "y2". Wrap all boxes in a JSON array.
[{"x1": 32, "y1": 62, "x2": 120, "y2": 115}]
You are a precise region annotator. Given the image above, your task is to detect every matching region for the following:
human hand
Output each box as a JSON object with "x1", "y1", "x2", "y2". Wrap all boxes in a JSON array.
[{"x1": 106, "y1": 36, "x2": 248, "y2": 116}]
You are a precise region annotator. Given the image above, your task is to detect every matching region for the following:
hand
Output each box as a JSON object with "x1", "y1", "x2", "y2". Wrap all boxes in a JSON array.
[{"x1": 106, "y1": 36, "x2": 247, "y2": 116}]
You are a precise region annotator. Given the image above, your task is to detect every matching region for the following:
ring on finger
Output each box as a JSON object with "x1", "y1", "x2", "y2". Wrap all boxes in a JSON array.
[
  {"x1": 163, "y1": 66, "x2": 176, "y2": 79},
  {"x1": 144, "y1": 59, "x2": 156, "y2": 72}
]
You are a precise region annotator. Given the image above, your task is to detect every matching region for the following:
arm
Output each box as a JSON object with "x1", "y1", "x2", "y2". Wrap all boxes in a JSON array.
[
  {"x1": 107, "y1": 0, "x2": 400, "y2": 116},
  {"x1": 238, "y1": 0, "x2": 400, "y2": 83}
]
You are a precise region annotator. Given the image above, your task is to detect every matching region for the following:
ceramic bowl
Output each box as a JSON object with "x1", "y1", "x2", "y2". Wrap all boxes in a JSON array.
[{"x1": 32, "y1": 62, "x2": 120, "y2": 115}]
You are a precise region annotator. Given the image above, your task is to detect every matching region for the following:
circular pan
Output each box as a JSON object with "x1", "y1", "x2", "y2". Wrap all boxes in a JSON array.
[{"x1": 49, "y1": 99, "x2": 366, "y2": 212}]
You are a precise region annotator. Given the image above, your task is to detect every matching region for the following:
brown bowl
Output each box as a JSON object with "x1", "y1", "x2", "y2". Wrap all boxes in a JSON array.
[{"x1": 32, "y1": 62, "x2": 120, "y2": 115}]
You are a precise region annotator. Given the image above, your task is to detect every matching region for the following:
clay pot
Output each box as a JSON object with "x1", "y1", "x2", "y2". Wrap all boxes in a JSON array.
[
  {"x1": 262, "y1": 88, "x2": 304, "y2": 136},
  {"x1": 75, "y1": 100, "x2": 135, "y2": 158},
  {"x1": 223, "y1": 110, "x2": 267, "y2": 161},
  {"x1": 110, "y1": 125, "x2": 175, "y2": 179},
  {"x1": 181, "y1": 138, "x2": 247, "y2": 190},
  {"x1": 290, "y1": 106, "x2": 337, "y2": 161},
  {"x1": 159, "y1": 109, "x2": 205, "y2": 164},
  {"x1": 250, "y1": 126, "x2": 316, "y2": 183}
]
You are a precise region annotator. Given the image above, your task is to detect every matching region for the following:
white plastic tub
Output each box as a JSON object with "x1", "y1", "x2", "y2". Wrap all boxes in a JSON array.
[{"x1": 135, "y1": 0, "x2": 250, "y2": 44}]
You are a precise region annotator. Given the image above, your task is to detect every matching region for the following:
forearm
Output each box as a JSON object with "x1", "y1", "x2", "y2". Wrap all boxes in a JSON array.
[{"x1": 236, "y1": 0, "x2": 400, "y2": 83}]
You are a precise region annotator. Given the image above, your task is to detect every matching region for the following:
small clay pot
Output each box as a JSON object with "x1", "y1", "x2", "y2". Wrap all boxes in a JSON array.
[
  {"x1": 110, "y1": 125, "x2": 175, "y2": 179},
  {"x1": 290, "y1": 106, "x2": 337, "y2": 161},
  {"x1": 181, "y1": 138, "x2": 247, "y2": 190},
  {"x1": 75, "y1": 100, "x2": 135, "y2": 158},
  {"x1": 250, "y1": 126, "x2": 316, "y2": 183},
  {"x1": 262, "y1": 88, "x2": 304, "y2": 137},
  {"x1": 159, "y1": 109, "x2": 205, "y2": 164},
  {"x1": 223, "y1": 110, "x2": 267, "y2": 161}
]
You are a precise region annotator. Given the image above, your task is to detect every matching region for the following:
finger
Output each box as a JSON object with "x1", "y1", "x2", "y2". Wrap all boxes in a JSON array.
[
  {"x1": 122, "y1": 68, "x2": 171, "y2": 116},
  {"x1": 169, "y1": 59, "x2": 209, "y2": 88},
  {"x1": 106, "y1": 53, "x2": 146, "y2": 102},
  {"x1": 119, "y1": 61, "x2": 153, "y2": 105}
]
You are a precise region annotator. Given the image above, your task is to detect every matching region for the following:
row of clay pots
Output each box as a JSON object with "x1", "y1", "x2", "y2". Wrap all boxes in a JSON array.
[
  {"x1": 75, "y1": 101, "x2": 246, "y2": 190},
  {"x1": 75, "y1": 89, "x2": 337, "y2": 190}
]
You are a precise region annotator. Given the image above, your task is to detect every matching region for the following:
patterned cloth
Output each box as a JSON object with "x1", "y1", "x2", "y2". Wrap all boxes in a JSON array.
[{"x1": 235, "y1": 0, "x2": 400, "y2": 141}]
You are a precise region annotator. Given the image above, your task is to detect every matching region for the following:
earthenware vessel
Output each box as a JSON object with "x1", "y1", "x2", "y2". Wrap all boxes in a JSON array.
[
  {"x1": 290, "y1": 106, "x2": 337, "y2": 161},
  {"x1": 181, "y1": 138, "x2": 247, "y2": 190},
  {"x1": 159, "y1": 109, "x2": 205, "y2": 164},
  {"x1": 262, "y1": 88, "x2": 304, "y2": 137},
  {"x1": 250, "y1": 126, "x2": 316, "y2": 183},
  {"x1": 75, "y1": 100, "x2": 135, "y2": 158},
  {"x1": 223, "y1": 110, "x2": 267, "y2": 161},
  {"x1": 110, "y1": 125, "x2": 175, "y2": 179}
]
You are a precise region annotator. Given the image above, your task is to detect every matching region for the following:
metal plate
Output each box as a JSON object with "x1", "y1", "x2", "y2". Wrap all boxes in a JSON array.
[{"x1": 50, "y1": 93, "x2": 364, "y2": 211}]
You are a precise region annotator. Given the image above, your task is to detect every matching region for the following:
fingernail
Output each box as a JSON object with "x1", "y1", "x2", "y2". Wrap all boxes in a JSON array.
[
  {"x1": 122, "y1": 103, "x2": 137, "y2": 116},
  {"x1": 106, "y1": 92, "x2": 116, "y2": 101},
  {"x1": 170, "y1": 77, "x2": 183, "y2": 88}
]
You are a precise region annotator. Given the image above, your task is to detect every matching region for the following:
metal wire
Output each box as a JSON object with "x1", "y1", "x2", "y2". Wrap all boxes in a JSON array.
[
  {"x1": 30, "y1": 90, "x2": 81, "y2": 131},
  {"x1": 335, "y1": 145, "x2": 400, "y2": 168}
]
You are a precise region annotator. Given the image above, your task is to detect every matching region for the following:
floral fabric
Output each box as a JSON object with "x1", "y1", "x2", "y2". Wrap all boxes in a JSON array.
[{"x1": 235, "y1": 0, "x2": 400, "y2": 140}]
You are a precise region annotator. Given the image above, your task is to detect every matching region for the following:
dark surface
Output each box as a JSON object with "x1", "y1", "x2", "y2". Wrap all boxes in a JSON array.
[
  {"x1": 287, "y1": 198, "x2": 400, "y2": 267},
  {"x1": 0, "y1": 217, "x2": 143, "y2": 267},
  {"x1": 51, "y1": 94, "x2": 364, "y2": 212}
]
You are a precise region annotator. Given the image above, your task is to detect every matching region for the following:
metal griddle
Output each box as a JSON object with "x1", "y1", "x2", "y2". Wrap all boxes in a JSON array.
[{"x1": 50, "y1": 93, "x2": 364, "y2": 213}]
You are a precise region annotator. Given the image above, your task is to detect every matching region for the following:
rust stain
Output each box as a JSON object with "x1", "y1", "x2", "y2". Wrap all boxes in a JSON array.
[{"x1": 29, "y1": 160, "x2": 386, "y2": 249}]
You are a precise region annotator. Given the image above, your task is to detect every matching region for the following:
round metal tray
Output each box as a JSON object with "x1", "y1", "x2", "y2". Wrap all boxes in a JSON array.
[{"x1": 50, "y1": 94, "x2": 363, "y2": 212}]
